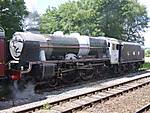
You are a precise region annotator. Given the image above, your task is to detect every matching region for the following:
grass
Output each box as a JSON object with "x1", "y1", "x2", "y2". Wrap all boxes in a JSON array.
[
  {"x1": 142, "y1": 63, "x2": 150, "y2": 70},
  {"x1": 41, "y1": 102, "x2": 51, "y2": 110}
]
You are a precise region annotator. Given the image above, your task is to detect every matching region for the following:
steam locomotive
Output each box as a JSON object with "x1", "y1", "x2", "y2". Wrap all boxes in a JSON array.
[{"x1": 0, "y1": 28, "x2": 144, "y2": 87}]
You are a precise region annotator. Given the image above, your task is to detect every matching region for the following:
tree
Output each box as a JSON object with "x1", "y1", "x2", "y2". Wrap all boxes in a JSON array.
[
  {"x1": 0, "y1": 0, "x2": 28, "y2": 39},
  {"x1": 40, "y1": 0, "x2": 149, "y2": 45},
  {"x1": 145, "y1": 49, "x2": 150, "y2": 57},
  {"x1": 40, "y1": 7, "x2": 62, "y2": 34},
  {"x1": 121, "y1": 0, "x2": 148, "y2": 44},
  {"x1": 85, "y1": 0, "x2": 149, "y2": 44}
]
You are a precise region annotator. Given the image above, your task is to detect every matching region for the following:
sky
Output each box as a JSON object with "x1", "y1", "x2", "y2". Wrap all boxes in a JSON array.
[
  {"x1": 24, "y1": 0, "x2": 72, "y2": 14},
  {"x1": 24, "y1": 0, "x2": 150, "y2": 48}
]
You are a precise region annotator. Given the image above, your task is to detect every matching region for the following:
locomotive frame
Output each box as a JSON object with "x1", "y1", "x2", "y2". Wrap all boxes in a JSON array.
[{"x1": 0, "y1": 30, "x2": 145, "y2": 88}]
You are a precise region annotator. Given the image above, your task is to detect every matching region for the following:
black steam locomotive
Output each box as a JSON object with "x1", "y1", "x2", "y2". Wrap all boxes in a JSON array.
[{"x1": 0, "y1": 29, "x2": 144, "y2": 87}]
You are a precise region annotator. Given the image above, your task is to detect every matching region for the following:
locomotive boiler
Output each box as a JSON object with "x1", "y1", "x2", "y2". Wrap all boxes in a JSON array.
[{"x1": 9, "y1": 32, "x2": 109, "y2": 61}]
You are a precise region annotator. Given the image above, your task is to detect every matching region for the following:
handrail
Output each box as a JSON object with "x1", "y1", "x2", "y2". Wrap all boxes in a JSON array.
[
  {"x1": 0, "y1": 27, "x2": 5, "y2": 37},
  {"x1": 21, "y1": 62, "x2": 33, "y2": 74},
  {"x1": 0, "y1": 27, "x2": 4, "y2": 32}
]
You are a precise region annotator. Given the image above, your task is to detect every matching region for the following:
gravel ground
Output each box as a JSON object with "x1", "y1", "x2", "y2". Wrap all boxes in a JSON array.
[
  {"x1": 76, "y1": 84, "x2": 150, "y2": 113},
  {"x1": 143, "y1": 110, "x2": 150, "y2": 113}
]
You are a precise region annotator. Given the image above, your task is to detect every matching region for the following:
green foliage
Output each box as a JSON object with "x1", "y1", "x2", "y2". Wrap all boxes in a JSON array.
[
  {"x1": 142, "y1": 63, "x2": 150, "y2": 69},
  {"x1": 145, "y1": 49, "x2": 150, "y2": 57},
  {"x1": 40, "y1": 1, "x2": 104, "y2": 36},
  {"x1": 42, "y1": 102, "x2": 51, "y2": 110},
  {"x1": 40, "y1": 0, "x2": 149, "y2": 44},
  {"x1": 0, "y1": 0, "x2": 28, "y2": 40}
]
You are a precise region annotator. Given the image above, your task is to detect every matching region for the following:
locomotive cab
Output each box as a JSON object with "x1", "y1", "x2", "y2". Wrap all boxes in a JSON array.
[{"x1": 107, "y1": 38, "x2": 121, "y2": 64}]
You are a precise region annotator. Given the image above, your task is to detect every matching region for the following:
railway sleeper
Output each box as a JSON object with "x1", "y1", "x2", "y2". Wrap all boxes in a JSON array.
[{"x1": 48, "y1": 80, "x2": 150, "y2": 113}]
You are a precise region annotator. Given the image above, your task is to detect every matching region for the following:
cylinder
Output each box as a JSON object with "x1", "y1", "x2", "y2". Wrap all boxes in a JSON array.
[
  {"x1": 9, "y1": 32, "x2": 80, "y2": 61},
  {"x1": 9, "y1": 32, "x2": 108, "y2": 61}
]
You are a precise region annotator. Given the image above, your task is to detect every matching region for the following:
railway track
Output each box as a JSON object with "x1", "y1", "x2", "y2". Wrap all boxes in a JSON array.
[
  {"x1": 1, "y1": 71, "x2": 150, "y2": 113},
  {"x1": 135, "y1": 103, "x2": 150, "y2": 113}
]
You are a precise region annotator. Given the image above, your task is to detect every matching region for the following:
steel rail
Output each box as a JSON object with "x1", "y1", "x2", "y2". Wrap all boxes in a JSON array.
[{"x1": 135, "y1": 103, "x2": 150, "y2": 113}]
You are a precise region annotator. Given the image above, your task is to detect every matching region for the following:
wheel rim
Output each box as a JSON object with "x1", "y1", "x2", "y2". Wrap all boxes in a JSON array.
[
  {"x1": 80, "y1": 70, "x2": 94, "y2": 81},
  {"x1": 61, "y1": 71, "x2": 77, "y2": 83},
  {"x1": 49, "y1": 78, "x2": 58, "y2": 87}
]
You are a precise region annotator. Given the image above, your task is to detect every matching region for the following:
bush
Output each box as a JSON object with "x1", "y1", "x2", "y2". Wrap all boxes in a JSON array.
[
  {"x1": 142, "y1": 63, "x2": 150, "y2": 69},
  {"x1": 145, "y1": 49, "x2": 150, "y2": 57}
]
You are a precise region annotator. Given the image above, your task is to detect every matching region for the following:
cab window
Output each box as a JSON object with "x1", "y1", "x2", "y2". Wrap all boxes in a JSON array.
[
  {"x1": 112, "y1": 44, "x2": 116, "y2": 50},
  {"x1": 108, "y1": 42, "x2": 110, "y2": 47}
]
